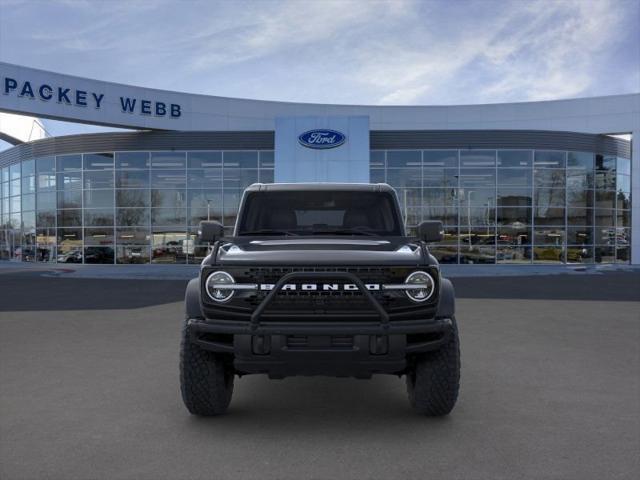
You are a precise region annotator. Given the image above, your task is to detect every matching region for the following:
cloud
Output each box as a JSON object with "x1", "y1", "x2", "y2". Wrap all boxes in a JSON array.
[{"x1": 0, "y1": 0, "x2": 637, "y2": 107}]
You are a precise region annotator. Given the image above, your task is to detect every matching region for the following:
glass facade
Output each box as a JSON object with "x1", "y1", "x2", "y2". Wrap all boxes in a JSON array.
[
  {"x1": 1, "y1": 151, "x2": 274, "y2": 264},
  {"x1": 0, "y1": 148, "x2": 632, "y2": 265},
  {"x1": 371, "y1": 149, "x2": 631, "y2": 264}
]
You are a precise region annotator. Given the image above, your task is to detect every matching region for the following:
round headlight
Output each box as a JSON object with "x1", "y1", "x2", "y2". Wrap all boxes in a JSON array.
[
  {"x1": 205, "y1": 271, "x2": 235, "y2": 303},
  {"x1": 405, "y1": 271, "x2": 435, "y2": 302}
]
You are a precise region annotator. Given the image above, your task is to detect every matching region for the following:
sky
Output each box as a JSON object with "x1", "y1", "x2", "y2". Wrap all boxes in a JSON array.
[{"x1": 0, "y1": 0, "x2": 639, "y2": 143}]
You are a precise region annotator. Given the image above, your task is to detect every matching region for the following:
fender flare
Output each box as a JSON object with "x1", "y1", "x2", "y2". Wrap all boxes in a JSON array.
[
  {"x1": 184, "y1": 277, "x2": 204, "y2": 319},
  {"x1": 436, "y1": 277, "x2": 455, "y2": 319}
]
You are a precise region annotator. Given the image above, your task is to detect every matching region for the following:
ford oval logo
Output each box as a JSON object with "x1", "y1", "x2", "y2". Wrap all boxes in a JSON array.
[{"x1": 298, "y1": 129, "x2": 346, "y2": 149}]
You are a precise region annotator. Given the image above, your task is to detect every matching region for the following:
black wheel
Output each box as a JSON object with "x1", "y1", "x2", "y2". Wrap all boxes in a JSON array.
[
  {"x1": 406, "y1": 317, "x2": 460, "y2": 416},
  {"x1": 180, "y1": 319, "x2": 234, "y2": 416}
]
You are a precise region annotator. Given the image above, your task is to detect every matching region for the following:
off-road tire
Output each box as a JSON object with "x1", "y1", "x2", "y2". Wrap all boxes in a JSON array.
[
  {"x1": 180, "y1": 319, "x2": 234, "y2": 416},
  {"x1": 406, "y1": 317, "x2": 460, "y2": 416}
]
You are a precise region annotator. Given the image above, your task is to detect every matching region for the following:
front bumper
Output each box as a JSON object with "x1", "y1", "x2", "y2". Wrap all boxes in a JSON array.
[
  {"x1": 193, "y1": 270, "x2": 451, "y2": 377},
  {"x1": 188, "y1": 317, "x2": 453, "y2": 378}
]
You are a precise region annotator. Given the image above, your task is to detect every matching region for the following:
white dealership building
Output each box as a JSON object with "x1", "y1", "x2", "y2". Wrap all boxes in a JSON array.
[{"x1": 0, "y1": 62, "x2": 637, "y2": 265}]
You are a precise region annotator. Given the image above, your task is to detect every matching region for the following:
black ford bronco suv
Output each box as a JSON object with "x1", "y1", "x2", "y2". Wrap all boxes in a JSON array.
[{"x1": 181, "y1": 183, "x2": 460, "y2": 416}]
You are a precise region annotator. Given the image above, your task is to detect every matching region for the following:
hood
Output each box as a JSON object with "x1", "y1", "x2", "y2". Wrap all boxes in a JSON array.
[{"x1": 210, "y1": 236, "x2": 430, "y2": 266}]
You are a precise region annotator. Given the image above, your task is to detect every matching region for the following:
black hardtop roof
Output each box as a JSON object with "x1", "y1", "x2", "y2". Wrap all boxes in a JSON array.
[{"x1": 244, "y1": 183, "x2": 396, "y2": 193}]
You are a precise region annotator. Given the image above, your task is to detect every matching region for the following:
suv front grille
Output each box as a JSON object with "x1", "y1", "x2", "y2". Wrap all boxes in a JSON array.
[{"x1": 203, "y1": 265, "x2": 438, "y2": 322}]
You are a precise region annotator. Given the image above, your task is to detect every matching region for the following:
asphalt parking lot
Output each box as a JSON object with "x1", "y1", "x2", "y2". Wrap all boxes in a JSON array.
[{"x1": 1, "y1": 271, "x2": 639, "y2": 480}]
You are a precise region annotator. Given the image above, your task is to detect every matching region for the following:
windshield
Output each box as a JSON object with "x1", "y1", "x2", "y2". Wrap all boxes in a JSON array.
[{"x1": 236, "y1": 190, "x2": 403, "y2": 236}]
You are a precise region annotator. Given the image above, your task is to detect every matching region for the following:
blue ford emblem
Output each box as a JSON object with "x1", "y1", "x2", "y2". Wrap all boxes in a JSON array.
[{"x1": 298, "y1": 129, "x2": 346, "y2": 149}]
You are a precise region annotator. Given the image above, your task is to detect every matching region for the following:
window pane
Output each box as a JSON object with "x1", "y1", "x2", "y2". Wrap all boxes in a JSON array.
[
  {"x1": 422, "y1": 168, "x2": 458, "y2": 188},
  {"x1": 117, "y1": 208, "x2": 150, "y2": 226},
  {"x1": 84, "y1": 209, "x2": 114, "y2": 226},
  {"x1": 83, "y1": 153, "x2": 114, "y2": 170},
  {"x1": 596, "y1": 155, "x2": 616, "y2": 172},
  {"x1": 151, "y1": 208, "x2": 186, "y2": 226},
  {"x1": 21, "y1": 176, "x2": 36, "y2": 194},
  {"x1": 567, "y1": 227, "x2": 593, "y2": 244},
  {"x1": 594, "y1": 209, "x2": 615, "y2": 227},
  {"x1": 460, "y1": 150, "x2": 495, "y2": 167},
  {"x1": 57, "y1": 171, "x2": 82, "y2": 190},
  {"x1": 423, "y1": 188, "x2": 457, "y2": 206},
  {"x1": 497, "y1": 246, "x2": 532, "y2": 263},
  {"x1": 37, "y1": 191, "x2": 57, "y2": 210},
  {"x1": 534, "y1": 169, "x2": 565, "y2": 187},
  {"x1": 566, "y1": 246, "x2": 593, "y2": 264},
  {"x1": 187, "y1": 151, "x2": 222, "y2": 169},
  {"x1": 116, "y1": 152, "x2": 149, "y2": 169},
  {"x1": 369, "y1": 151, "x2": 385, "y2": 169},
  {"x1": 616, "y1": 157, "x2": 630, "y2": 176},
  {"x1": 84, "y1": 228, "x2": 114, "y2": 245},
  {"x1": 116, "y1": 227, "x2": 150, "y2": 245},
  {"x1": 22, "y1": 193, "x2": 35, "y2": 211},
  {"x1": 187, "y1": 168, "x2": 222, "y2": 188},
  {"x1": 259, "y1": 169, "x2": 274, "y2": 183},
  {"x1": 36, "y1": 210, "x2": 56, "y2": 228},
  {"x1": 497, "y1": 225, "x2": 531, "y2": 245},
  {"x1": 458, "y1": 169, "x2": 495, "y2": 187},
  {"x1": 567, "y1": 208, "x2": 593, "y2": 226},
  {"x1": 57, "y1": 209, "x2": 82, "y2": 226},
  {"x1": 259, "y1": 151, "x2": 275, "y2": 168},
  {"x1": 36, "y1": 157, "x2": 55, "y2": 174},
  {"x1": 498, "y1": 169, "x2": 531, "y2": 186},
  {"x1": 594, "y1": 191, "x2": 616, "y2": 209},
  {"x1": 595, "y1": 246, "x2": 615, "y2": 263},
  {"x1": 10, "y1": 178, "x2": 21, "y2": 196},
  {"x1": 84, "y1": 170, "x2": 114, "y2": 189},
  {"x1": 57, "y1": 190, "x2": 82, "y2": 209},
  {"x1": 566, "y1": 169, "x2": 593, "y2": 189},
  {"x1": 423, "y1": 150, "x2": 457, "y2": 168},
  {"x1": 497, "y1": 207, "x2": 531, "y2": 225},
  {"x1": 498, "y1": 150, "x2": 532, "y2": 168},
  {"x1": 534, "y1": 227, "x2": 565, "y2": 245},
  {"x1": 532, "y1": 246, "x2": 564, "y2": 263},
  {"x1": 116, "y1": 245, "x2": 150, "y2": 264},
  {"x1": 567, "y1": 151, "x2": 594, "y2": 169},
  {"x1": 84, "y1": 190, "x2": 114, "y2": 209},
  {"x1": 222, "y1": 168, "x2": 258, "y2": 188},
  {"x1": 37, "y1": 174, "x2": 56, "y2": 191},
  {"x1": 84, "y1": 246, "x2": 115, "y2": 264},
  {"x1": 616, "y1": 174, "x2": 630, "y2": 194},
  {"x1": 57, "y1": 154, "x2": 82, "y2": 171},
  {"x1": 422, "y1": 206, "x2": 457, "y2": 225},
  {"x1": 151, "y1": 189, "x2": 186, "y2": 208},
  {"x1": 116, "y1": 170, "x2": 149, "y2": 188},
  {"x1": 151, "y1": 170, "x2": 186, "y2": 188},
  {"x1": 223, "y1": 151, "x2": 258, "y2": 168},
  {"x1": 617, "y1": 210, "x2": 631, "y2": 227},
  {"x1": 566, "y1": 188, "x2": 593, "y2": 209},
  {"x1": 21, "y1": 159, "x2": 35, "y2": 176},
  {"x1": 387, "y1": 151, "x2": 421, "y2": 168},
  {"x1": 387, "y1": 169, "x2": 421, "y2": 188},
  {"x1": 534, "y1": 206, "x2": 565, "y2": 225},
  {"x1": 150, "y1": 152, "x2": 185, "y2": 169},
  {"x1": 534, "y1": 151, "x2": 565, "y2": 168},
  {"x1": 594, "y1": 227, "x2": 615, "y2": 245},
  {"x1": 117, "y1": 189, "x2": 150, "y2": 208},
  {"x1": 497, "y1": 188, "x2": 532, "y2": 206}
]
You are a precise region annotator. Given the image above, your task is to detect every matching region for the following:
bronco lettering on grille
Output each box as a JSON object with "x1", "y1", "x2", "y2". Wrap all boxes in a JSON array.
[{"x1": 259, "y1": 283, "x2": 381, "y2": 291}]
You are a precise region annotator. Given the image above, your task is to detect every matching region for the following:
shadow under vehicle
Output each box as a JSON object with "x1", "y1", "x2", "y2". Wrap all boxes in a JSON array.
[{"x1": 180, "y1": 183, "x2": 460, "y2": 417}]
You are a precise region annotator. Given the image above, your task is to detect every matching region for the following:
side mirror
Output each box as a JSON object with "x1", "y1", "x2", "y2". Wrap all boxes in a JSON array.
[
  {"x1": 198, "y1": 221, "x2": 225, "y2": 243},
  {"x1": 418, "y1": 221, "x2": 444, "y2": 243}
]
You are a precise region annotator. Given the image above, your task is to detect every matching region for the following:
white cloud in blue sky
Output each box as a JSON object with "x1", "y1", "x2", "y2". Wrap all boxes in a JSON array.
[{"x1": 0, "y1": 0, "x2": 638, "y2": 138}]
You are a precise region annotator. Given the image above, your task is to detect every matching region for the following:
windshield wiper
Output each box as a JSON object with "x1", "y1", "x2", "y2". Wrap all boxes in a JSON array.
[
  {"x1": 239, "y1": 229, "x2": 300, "y2": 236},
  {"x1": 309, "y1": 229, "x2": 378, "y2": 237}
]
